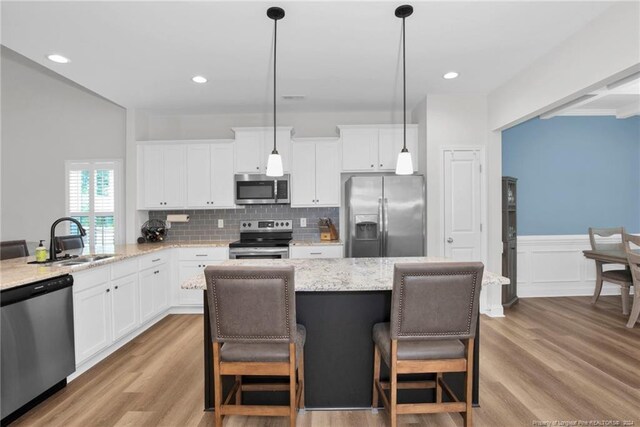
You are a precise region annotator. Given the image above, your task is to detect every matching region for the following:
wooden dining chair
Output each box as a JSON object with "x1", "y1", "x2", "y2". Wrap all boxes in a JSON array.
[
  {"x1": 372, "y1": 262, "x2": 484, "y2": 427},
  {"x1": 589, "y1": 227, "x2": 633, "y2": 314},
  {"x1": 205, "y1": 265, "x2": 305, "y2": 427},
  {"x1": 623, "y1": 233, "x2": 640, "y2": 328}
]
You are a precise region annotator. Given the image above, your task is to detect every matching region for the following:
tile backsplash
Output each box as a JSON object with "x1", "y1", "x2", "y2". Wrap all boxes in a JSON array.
[{"x1": 149, "y1": 206, "x2": 339, "y2": 242}]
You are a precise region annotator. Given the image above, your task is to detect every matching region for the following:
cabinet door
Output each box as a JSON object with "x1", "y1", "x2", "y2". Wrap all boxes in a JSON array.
[
  {"x1": 178, "y1": 261, "x2": 208, "y2": 305},
  {"x1": 211, "y1": 144, "x2": 236, "y2": 208},
  {"x1": 163, "y1": 145, "x2": 187, "y2": 208},
  {"x1": 186, "y1": 144, "x2": 212, "y2": 208},
  {"x1": 142, "y1": 145, "x2": 165, "y2": 209},
  {"x1": 111, "y1": 273, "x2": 139, "y2": 341},
  {"x1": 139, "y1": 267, "x2": 156, "y2": 323},
  {"x1": 314, "y1": 141, "x2": 341, "y2": 206},
  {"x1": 235, "y1": 132, "x2": 263, "y2": 173},
  {"x1": 291, "y1": 142, "x2": 317, "y2": 207},
  {"x1": 378, "y1": 128, "x2": 402, "y2": 171},
  {"x1": 341, "y1": 129, "x2": 378, "y2": 171},
  {"x1": 74, "y1": 282, "x2": 112, "y2": 364},
  {"x1": 154, "y1": 264, "x2": 170, "y2": 314}
]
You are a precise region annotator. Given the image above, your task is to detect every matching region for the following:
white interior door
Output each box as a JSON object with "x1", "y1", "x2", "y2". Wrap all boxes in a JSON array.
[{"x1": 443, "y1": 150, "x2": 482, "y2": 261}]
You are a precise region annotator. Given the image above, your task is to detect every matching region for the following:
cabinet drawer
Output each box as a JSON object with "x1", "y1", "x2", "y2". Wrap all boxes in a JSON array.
[
  {"x1": 138, "y1": 251, "x2": 168, "y2": 270},
  {"x1": 110, "y1": 258, "x2": 138, "y2": 280},
  {"x1": 178, "y1": 247, "x2": 228, "y2": 261},
  {"x1": 73, "y1": 265, "x2": 110, "y2": 293},
  {"x1": 290, "y1": 245, "x2": 343, "y2": 259}
]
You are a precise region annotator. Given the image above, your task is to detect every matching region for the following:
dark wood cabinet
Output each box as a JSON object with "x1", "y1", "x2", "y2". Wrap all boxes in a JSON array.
[{"x1": 502, "y1": 177, "x2": 518, "y2": 307}]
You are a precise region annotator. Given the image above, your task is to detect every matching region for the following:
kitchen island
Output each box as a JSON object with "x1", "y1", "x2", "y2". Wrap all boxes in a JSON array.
[{"x1": 182, "y1": 257, "x2": 509, "y2": 411}]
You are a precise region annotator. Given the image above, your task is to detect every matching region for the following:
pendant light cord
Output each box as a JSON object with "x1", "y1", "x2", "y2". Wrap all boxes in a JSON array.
[
  {"x1": 273, "y1": 18, "x2": 278, "y2": 154},
  {"x1": 402, "y1": 16, "x2": 407, "y2": 152}
]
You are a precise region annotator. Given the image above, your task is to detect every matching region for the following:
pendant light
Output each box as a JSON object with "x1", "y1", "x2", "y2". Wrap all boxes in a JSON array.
[
  {"x1": 395, "y1": 5, "x2": 414, "y2": 175},
  {"x1": 266, "y1": 6, "x2": 285, "y2": 177}
]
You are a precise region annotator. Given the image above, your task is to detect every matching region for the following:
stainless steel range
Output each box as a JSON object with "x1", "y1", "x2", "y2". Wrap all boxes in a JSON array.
[{"x1": 229, "y1": 219, "x2": 292, "y2": 259}]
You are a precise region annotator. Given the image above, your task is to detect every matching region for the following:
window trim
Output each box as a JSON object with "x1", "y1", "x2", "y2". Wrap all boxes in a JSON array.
[{"x1": 65, "y1": 159, "x2": 124, "y2": 249}]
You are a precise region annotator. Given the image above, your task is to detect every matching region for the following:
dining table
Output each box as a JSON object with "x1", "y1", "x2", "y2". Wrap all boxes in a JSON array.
[{"x1": 583, "y1": 248, "x2": 639, "y2": 328}]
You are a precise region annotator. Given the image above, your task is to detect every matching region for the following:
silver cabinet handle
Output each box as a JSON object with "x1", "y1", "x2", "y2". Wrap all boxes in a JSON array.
[
  {"x1": 195, "y1": 254, "x2": 207, "y2": 257},
  {"x1": 310, "y1": 252, "x2": 322, "y2": 255},
  {"x1": 152, "y1": 258, "x2": 161, "y2": 262},
  {"x1": 447, "y1": 237, "x2": 454, "y2": 243}
]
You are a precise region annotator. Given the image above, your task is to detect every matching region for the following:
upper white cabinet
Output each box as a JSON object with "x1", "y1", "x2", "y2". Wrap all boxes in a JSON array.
[
  {"x1": 141, "y1": 144, "x2": 187, "y2": 209},
  {"x1": 291, "y1": 139, "x2": 341, "y2": 207},
  {"x1": 186, "y1": 142, "x2": 235, "y2": 208},
  {"x1": 139, "y1": 140, "x2": 234, "y2": 210},
  {"x1": 339, "y1": 125, "x2": 418, "y2": 173},
  {"x1": 233, "y1": 127, "x2": 292, "y2": 174}
]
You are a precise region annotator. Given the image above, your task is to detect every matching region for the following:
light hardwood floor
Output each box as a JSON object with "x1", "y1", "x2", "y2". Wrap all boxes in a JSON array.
[{"x1": 12, "y1": 296, "x2": 640, "y2": 427}]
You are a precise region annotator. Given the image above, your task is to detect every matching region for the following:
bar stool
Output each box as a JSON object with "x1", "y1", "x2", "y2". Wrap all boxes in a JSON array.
[
  {"x1": 0, "y1": 240, "x2": 29, "y2": 260},
  {"x1": 205, "y1": 265, "x2": 305, "y2": 427},
  {"x1": 623, "y1": 233, "x2": 640, "y2": 328},
  {"x1": 371, "y1": 262, "x2": 484, "y2": 427}
]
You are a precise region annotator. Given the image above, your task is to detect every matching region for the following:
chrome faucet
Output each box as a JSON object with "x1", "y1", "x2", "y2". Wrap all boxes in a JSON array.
[{"x1": 49, "y1": 217, "x2": 87, "y2": 261}]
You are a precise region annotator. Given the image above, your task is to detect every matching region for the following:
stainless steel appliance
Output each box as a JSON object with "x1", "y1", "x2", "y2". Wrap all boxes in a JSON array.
[
  {"x1": 1, "y1": 275, "x2": 75, "y2": 423},
  {"x1": 229, "y1": 219, "x2": 292, "y2": 259},
  {"x1": 345, "y1": 175, "x2": 425, "y2": 258},
  {"x1": 234, "y1": 174, "x2": 290, "y2": 205}
]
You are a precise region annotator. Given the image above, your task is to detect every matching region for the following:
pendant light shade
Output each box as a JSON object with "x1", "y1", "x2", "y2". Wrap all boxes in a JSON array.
[
  {"x1": 395, "y1": 4, "x2": 414, "y2": 176},
  {"x1": 266, "y1": 6, "x2": 285, "y2": 177}
]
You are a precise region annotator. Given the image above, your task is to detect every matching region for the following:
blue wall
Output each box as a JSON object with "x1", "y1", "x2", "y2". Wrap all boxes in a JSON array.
[{"x1": 502, "y1": 116, "x2": 640, "y2": 235}]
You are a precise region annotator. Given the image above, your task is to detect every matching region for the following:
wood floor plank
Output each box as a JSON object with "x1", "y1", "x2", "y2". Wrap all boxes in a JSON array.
[{"x1": 11, "y1": 296, "x2": 640, "y2": 426}]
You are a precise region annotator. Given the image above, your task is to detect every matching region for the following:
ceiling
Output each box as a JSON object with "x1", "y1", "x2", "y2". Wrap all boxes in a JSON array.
[
  {"x1": 1, "y1": 1, "x2": 616, "y2": 114},
  {"x1": 548, "y1": 75, "x2": 640, "y2": 119}
]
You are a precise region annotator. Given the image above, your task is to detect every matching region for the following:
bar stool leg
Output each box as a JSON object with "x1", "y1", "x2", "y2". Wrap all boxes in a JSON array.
[
  {"x1": 436, "y1": 372, "x2": 443, "y2": 403},
  {"x1": 390, "y1": 340, "x2": 398, "y2": 427},
  {"x1": 298, "y1": 348, "x2": 305, "y2": 410},
  {"x1": 213, "y1": 343, "x2": 223, "y2": 427},
  {"x1": 463, "y1": 339, "x2": 475, "y2": 427},
  {"x1": 235, "y1": 375, "x2": 242, "y2": 405},
  {"x1": 372, "y1": 345, "x2": 380, "y2": 410},
  {"x1": 289, "y1": 343, "x2": 297, "y2": 426}
]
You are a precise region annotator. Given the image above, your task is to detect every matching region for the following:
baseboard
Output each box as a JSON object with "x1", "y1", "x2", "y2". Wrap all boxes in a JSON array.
[{"x1": 517, "y1": 234, "x2": 631, "y2": 298}]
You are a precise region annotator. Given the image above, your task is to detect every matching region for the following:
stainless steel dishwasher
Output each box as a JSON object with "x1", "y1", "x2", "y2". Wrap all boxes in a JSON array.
[{"x1": 1, "y1": 275, "x2": 75, "y2": 423}]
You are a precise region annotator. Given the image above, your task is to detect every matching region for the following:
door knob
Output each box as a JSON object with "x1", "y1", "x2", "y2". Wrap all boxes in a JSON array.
[{"x1": 447, "y1": 237, "x2": 454, "y2": 243}]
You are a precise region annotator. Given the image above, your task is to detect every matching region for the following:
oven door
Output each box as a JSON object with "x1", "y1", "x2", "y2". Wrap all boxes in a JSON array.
[{"x1": 229, "y1": 247, "x2": 289, "y2": 259}]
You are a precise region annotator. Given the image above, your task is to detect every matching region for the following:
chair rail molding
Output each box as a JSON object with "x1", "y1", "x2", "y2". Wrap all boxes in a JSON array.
[{"x1": 517, "y1": 234, "x2": 634, "y2": 298}]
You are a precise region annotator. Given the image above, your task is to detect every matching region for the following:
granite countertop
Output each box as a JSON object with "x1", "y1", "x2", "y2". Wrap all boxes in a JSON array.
[
  {"x1": 181, "y1": 257, "x2": 510, "y2": 292},
  {"x1": 290, "y1": 239, "x2": 343, "y2": 246},
  {"x1": 0, "y1": 241, "x2": 232, "y2": 291}
]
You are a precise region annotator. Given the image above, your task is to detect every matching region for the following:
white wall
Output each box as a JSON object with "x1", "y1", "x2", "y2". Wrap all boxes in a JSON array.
[
  {"x1": 488, "y1": 2, "x2": 640, "y2": 130},
  {"x1": 423, "y1": 94, "x2": 503, "y2": 315},
  {"x1": 140, "y1": 110, "x2": 404, "y2": 140},
  {"x1": 0, "y1": 47, "x2": 126, "y2": 245}
]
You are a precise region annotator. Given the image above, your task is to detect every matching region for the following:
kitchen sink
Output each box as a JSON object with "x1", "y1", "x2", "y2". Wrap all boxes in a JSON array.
[{"x1": 53, "y1": 254, "x2": 115, "y2": 267}]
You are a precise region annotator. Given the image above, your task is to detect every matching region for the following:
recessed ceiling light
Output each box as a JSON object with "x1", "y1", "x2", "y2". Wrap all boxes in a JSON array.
[
  {"x1": 443, "y1": 71, "x2": 459, "y2": 80},
  {"x1": 47, "y1": 54, "x2": 70, "y2": 64},
  {"x1": 192, "y1": 75, "x2": 208, "y2": 84}
]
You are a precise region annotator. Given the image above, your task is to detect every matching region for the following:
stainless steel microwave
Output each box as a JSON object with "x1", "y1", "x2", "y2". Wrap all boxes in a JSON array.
[{"x1": 234, "y1": 174, "x2": 290, "y2": 205}]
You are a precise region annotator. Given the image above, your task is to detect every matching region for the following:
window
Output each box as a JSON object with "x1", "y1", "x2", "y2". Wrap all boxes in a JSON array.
[{"x1": 66, "y1": 160, "x2": 122, "y2": 251}]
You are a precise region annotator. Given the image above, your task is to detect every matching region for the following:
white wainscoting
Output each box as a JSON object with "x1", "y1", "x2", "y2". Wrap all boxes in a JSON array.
[{"x1": 518, "y1": 235, "x2": 629, "y2": 298}]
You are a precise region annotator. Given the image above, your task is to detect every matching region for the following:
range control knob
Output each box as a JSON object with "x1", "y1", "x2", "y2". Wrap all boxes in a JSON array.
[
  {"x1": 285, "y1": 222, "x2": 289, "y2": 226},
  {"x1": 242, "y1": 223, "x2": 246, "y2": 227},
  {"x1": 248, "y1": 223, "x2": 252, "y2": 227}
]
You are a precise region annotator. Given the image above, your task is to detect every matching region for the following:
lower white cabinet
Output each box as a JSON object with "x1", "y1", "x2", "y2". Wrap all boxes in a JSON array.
[
  {"x1": 290, "y1": 244, "x2": 344, "y2": 259},
  {"x1": 139, "y1": 262, "x2": 169, "y2": 324},
  {"x1": 73, "y1": 273, "x2": 112, "y2": 365},
  {"x1": 111, "y1": 273, "x2": 139, "y2": 341},
  {"x1": 176, "y1": 247, "x2": 228, "y2": 306}
]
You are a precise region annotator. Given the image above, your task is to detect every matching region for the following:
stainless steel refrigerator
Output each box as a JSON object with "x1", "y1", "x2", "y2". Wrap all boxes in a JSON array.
[{"x1": 345, "y1": 175, "x2": 425, "y2": 258}]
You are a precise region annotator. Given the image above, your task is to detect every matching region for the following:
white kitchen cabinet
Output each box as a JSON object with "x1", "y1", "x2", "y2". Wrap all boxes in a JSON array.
[
  {"x1": 290, "y1": 244, "x2": 344, "y2": 259},
  {"x1": 111, "y1": 273, "x2": 139, "y2": 341},
  {"x1": 73, "y1": 268, "x2": 112, "y2": 365},
  {"x1": 139, "y1": 262, "x2": 169, "y2": 324},
  {"x1": 233, "y1": 128, "x2": 292, "y2": 174},
  {"x1": 141, "y1": 143, "x2": 187, "y2": 209},
  {"x1": 176, "y1": 247, "x2": 228, "y2": 306},
  {"x1": 291, "y1": 139, "x2": 340, "y2": 207},
  {"x1": 339, "y1": 125, "x2": 418, "y2": 173},
  {"x1": 186, "y1": 142, "x2": 235, "y2": 208}
]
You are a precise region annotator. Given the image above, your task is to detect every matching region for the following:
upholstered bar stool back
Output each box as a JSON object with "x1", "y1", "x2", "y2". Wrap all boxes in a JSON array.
[
  {"x1": 372, "y1": 262, "x2": 484, "y2": 427},
  {"x1": 205, "y1": 265, "x2": 304, "y2": 427},
  {"x1": 0, "y1": 240, "x2": 29, "y2": 260}
]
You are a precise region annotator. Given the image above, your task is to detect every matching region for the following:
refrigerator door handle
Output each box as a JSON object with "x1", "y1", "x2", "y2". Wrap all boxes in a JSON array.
[
  {"x1": 378, "y1": 197, "x2": 384, "y2": 257},
  {"x1": 383, "y1": 198, "x2": 389, "y2": 256}
]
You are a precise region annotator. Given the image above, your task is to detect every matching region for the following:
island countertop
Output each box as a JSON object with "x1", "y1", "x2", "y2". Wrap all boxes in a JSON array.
[{"x1": 182, "y1": 256, "x2": 509, "y2": 292}]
